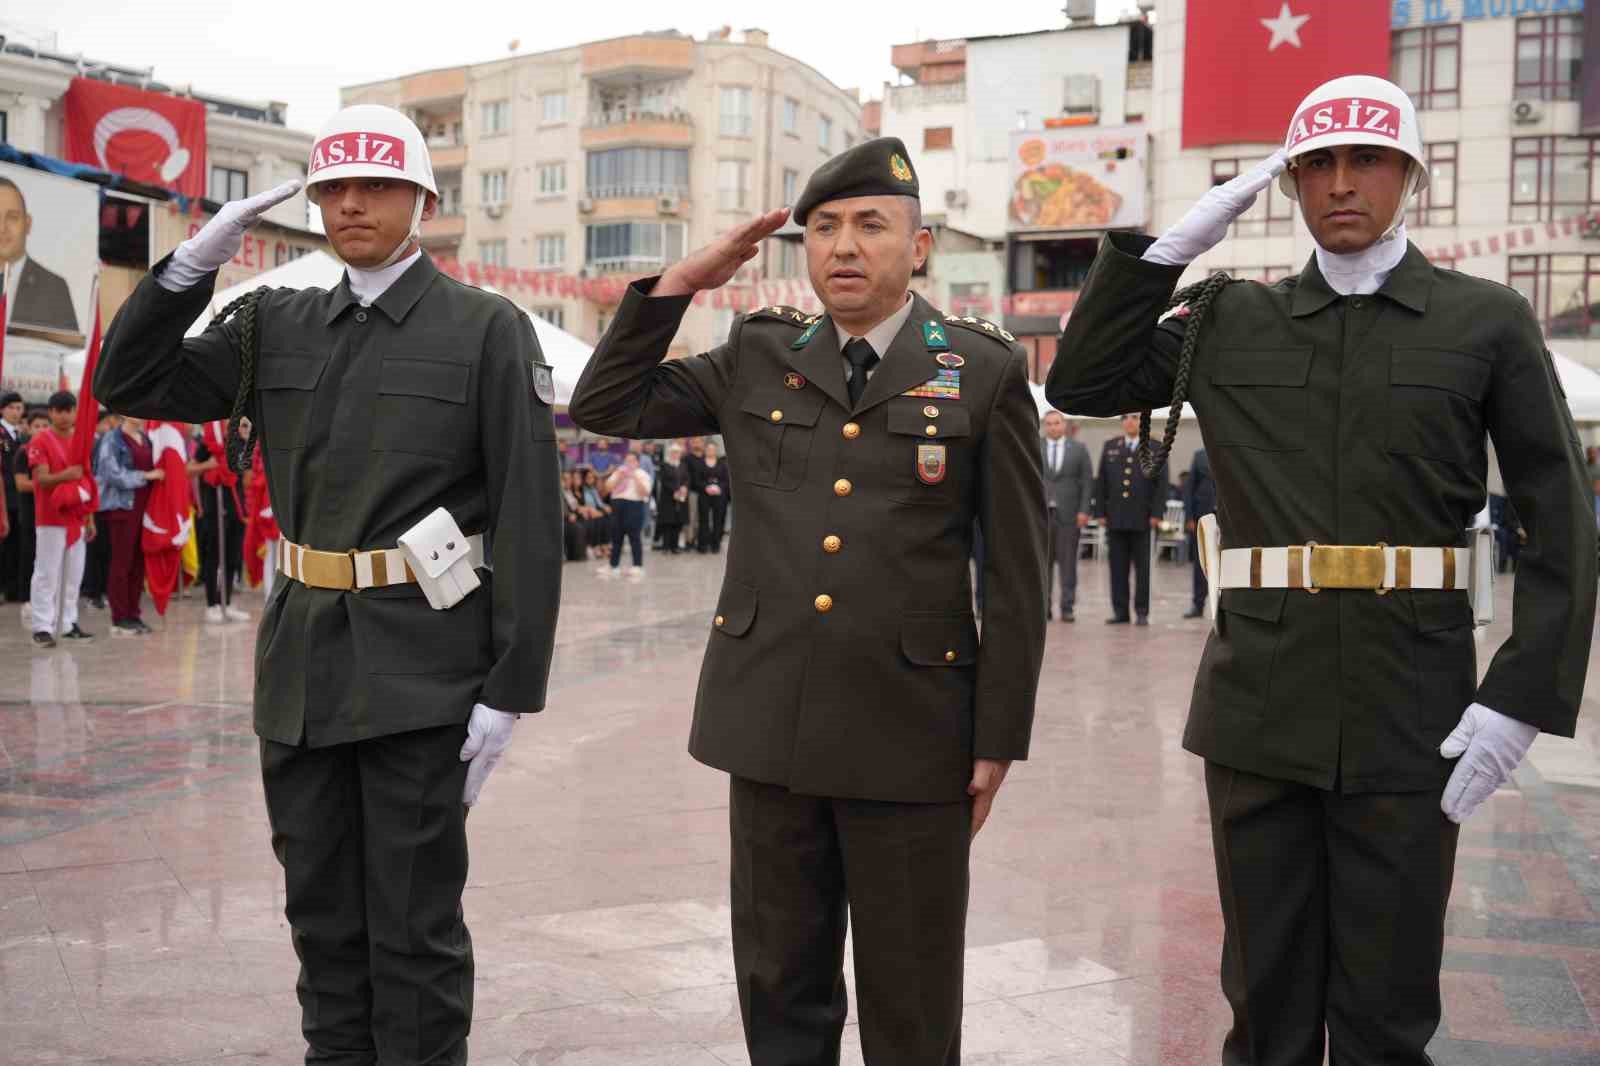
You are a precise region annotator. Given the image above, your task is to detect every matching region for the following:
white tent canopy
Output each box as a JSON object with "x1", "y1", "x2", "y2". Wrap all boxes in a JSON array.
[
  {"x1": 1030, "y1": 381, "x2": 1196, "y2": 422},
  {"x1": 1547, "y1": 349, "x2": 1600, "y2": 423},
  {"x1": 177, "y1": 251, "x2": 593, "y2": 405}
]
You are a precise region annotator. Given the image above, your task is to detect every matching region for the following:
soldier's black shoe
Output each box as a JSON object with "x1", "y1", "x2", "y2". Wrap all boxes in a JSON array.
[
  {"x1": 32, "y1": 631, "x2": 55, "y2": 649},
  {"x1": 1062, "y1": 611, "x2": 1075, "y2": 623},
  {"x1": 1106, "y1": 616, "x2": 1130, "y2": 625},
  {"x1": 62, "y1": 625, "x2": 94, "y2": 642},
  {"x1": 1183, "y1": 607, "x2": 1205, "y2": 619},
  {"x1": 1135, "y1": 616, "x2": 1150, "y2": 626}
]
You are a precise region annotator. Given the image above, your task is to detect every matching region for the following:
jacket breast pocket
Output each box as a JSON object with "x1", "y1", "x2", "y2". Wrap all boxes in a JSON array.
[
  {"x1": 886, "y1": 399, "x2": 971, "y2": 505},
  {"x1": 1206, "y1": 348, "x2": 1312, "y2": 452},
  {"x1": 256, "y1": 354, "x2": 328, "y2": 450},
  {"x1": 375, "y1": 358, "x2": 473, "y2": 458},
  {"x1": 1386, "y1": 348, "x2": 1489, "y2": 468},
  {"x1": 737, "y1": 391, "x2": 825, "y2": 491}
]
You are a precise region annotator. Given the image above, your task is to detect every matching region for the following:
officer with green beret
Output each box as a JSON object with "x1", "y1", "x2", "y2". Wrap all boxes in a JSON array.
[{"x1": 571, "y1": 137, "x2": 1047, "y2": 1064}]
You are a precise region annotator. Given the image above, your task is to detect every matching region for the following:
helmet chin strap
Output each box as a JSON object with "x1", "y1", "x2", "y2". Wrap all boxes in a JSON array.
[{"x1": 371, "y1": 188, "x2": 426, "y2": 270}]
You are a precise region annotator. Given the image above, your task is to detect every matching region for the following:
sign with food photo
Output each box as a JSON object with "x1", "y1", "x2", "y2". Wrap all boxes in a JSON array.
[{"x1": 1008, "y1": 126, "x2": 1148, "y2": 233}]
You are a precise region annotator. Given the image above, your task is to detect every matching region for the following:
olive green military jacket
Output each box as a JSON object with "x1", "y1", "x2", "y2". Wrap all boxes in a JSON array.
[
  {"x1": 1049, "y1": 233, "x2": 1596, "y2": 793},
  {"x1": 96, "y1": 254, "x2": 563, "y2": 747},
  {"x1": 571, "y1": 283, "x2": 1047, "y2": 803}
]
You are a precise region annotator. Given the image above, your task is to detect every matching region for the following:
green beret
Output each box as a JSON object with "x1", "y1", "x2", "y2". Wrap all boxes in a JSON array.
[{"x1": 793, "y1": 137, "x2": 920, "y2": 225}]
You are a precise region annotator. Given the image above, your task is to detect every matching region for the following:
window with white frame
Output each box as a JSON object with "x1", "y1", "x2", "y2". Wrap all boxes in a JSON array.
[
  {"x1": 536, "y1": 233, "x2": 566, "y2": 269},
  {"x1": 481, "y1": 169, "x2": 508, "y2": 205},
  {"x1": 818, "y1": 114, "x2": 833, "y2": 151},
  {"x1": 718, "y1": 159, "x2": 751, "y2": 210},
  {"x1": 782, "y1": 168, "x2": 799, "y2": 205},
  {"x1": 210, "y1": 166, "x2": 249, "y2": 201},
  {"x1": 438, "y1": 183, "x2": 463, "y2": 216},
  {"x1": 541, "y1": 91, "x2": 567, "y2": 124},
  {"x1": 480, "y1": 240, "x2": 508, "y2": 267},
  {"x1": 482, "y1": 100, "x2": 510, "y2": 136},
  {"x1": 533, "y1": 306, "x2": 565, "y2": 330},
  {"x1": 782, "y1": 97, "x2": 800, "y2": 135},
  {"x1": 585, "y1": 221, "x2": 687, "y2": 271},
  {"x1": 720, "y1": 86, "x2": 753, "y2": 137},
  {"x1": 537, "y1": 162, "x2": 566, "y2": 195},
  {"x1": 776, "y1": 239, "x2": 802, "y2": 279}
]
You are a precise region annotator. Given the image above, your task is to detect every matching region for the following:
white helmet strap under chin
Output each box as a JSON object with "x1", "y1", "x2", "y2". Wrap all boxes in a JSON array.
[{"x1": 357, "y1": 188, "x2": 425, "y2": 271}]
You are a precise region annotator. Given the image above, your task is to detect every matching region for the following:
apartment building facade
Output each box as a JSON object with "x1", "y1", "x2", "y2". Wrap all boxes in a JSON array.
[{"x1": 342, "y1": 28, "x2": 864, "y2": 353}]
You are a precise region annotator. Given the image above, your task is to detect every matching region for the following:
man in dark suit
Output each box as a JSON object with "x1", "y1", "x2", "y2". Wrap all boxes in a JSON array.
[
  {"x1": 0, "y1": 178, "x2": 80, "y2": 334},
  {"x1": 1094, "y1": 413, "x2": 1166, "y2": 625},
  {"x1": 1182, "y1": 447, "x2": 1216, "y2": 619},
  {"x1": 570, "y1": 137, "x2": 1046, "y2": 1065},
  {"x1": 0, "y1": 391, "x2": 23, "y2": 601},
  {"x1": 1040, "y1": 410, "x2": 1092, "y2": 621}
]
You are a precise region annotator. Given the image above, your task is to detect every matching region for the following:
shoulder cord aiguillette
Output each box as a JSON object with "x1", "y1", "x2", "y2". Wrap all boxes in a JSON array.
[
  {"x1": 1137, "y1": 272, "x2": 1233, "y2": 479},
  {"x1": 215, "y1": 288, "x2": 267, "y2": 476}
]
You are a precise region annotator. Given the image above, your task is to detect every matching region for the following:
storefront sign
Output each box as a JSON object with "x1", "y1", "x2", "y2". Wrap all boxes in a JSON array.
[
  {"x1": 1393, "y1": 0, "x2": 1584, "y2": 28},
  {"x1": 1007, "y1": 126, "x2": 1148, "y2": 234},
  {"x1": 1009, "y1": 290, "x2": 1080, "y2": 317},
  {"x1": 152, "y1": 201, "x2": 323, "y2": 291}
]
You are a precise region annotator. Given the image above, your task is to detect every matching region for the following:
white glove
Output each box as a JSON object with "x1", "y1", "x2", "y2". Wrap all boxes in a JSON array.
[
  {"x1": 158, "y1": 179, "x2": 305, "y2": 292},
  {"x1": 1439, "y1": 702, "x2": 1539, "y2": 824},
  {"x1": 1143, "y1": 150, "x2": 1289, "y2": 267},
  {"x1": 459, "y1": 703, "x2": 517, "y2": 807}
]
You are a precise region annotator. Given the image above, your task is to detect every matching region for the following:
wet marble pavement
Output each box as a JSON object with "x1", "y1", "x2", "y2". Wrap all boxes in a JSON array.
[{"x1": 1, "y1": 553, "x2": 1598, "y2": 1065}]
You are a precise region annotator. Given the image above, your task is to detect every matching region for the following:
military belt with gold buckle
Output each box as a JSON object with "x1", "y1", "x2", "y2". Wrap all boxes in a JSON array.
[
  {"x1": 1216, "y1": 543, "x2": 1471, "y2": 594},
  {"x1": 278, "y1": 537, "x2": 424, "y2": 591}
]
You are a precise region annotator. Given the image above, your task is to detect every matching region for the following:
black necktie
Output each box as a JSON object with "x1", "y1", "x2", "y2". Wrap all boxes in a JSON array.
[{"x1": 843, "y1": 338, "x2": 880, "y2": 408}]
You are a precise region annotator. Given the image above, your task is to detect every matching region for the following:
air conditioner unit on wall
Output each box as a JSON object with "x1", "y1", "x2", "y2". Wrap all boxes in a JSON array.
[
  {"x1": 1582, "y1": 216, "x2": 1600, "y2": 240},
  {"x1": 484, "y1": 203, "x2": 504, "y2": 219},
  {"x1": 1512, "y1": 99, "x2": 1544, "y2": 125},
  {"x1": 1063, "y1": 74, "x2": 1101, "y2": 116},
  {"x1": 657, "y1": 194, "x2": 681, "y2": 215},
  {"x1": 944, "y1": 189, "x2": 968, "y2": 210},
  {"x1": 577, "y1": 197, "x2": 595, "y2": 214}
]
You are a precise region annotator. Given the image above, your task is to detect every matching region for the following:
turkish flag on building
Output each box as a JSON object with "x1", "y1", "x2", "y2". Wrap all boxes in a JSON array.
[
  {"x1": 63, "y1": 78, "x2": 206, "y2": 198},
  {"x1": 1182, "y1": 1, "x2": 1391, "y2": 149}
]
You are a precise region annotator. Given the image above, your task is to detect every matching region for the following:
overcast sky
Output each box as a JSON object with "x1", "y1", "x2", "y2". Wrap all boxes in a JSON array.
[{"x1": 3, "y1": 0, "x2": 1141, "y2": 133}]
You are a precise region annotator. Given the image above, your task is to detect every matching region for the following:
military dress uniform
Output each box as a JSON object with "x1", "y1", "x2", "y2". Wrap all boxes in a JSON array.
[
  {"x1": 1184, "y1": 448, "x2": 1217, "y2": 615},
  {"x1": 1049, "y1": 232, "x2": 1597, "y2": 1063},
  {"x1": 570, "y1": 133, "x2": 1046, "y2": 1066},
  {"x1": 96, "y1": 251, "x2": 563, "y2": 1064},
  {"x1": 1093, "y1": 435, "x2": 1166, "y2": 622}
]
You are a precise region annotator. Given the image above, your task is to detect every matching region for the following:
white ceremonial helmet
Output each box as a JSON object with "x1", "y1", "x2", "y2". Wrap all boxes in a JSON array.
[
  {"x1": 305, "y1": 104, "x2": 437, "y2": 268},
  {"x1": 1278, "y1": 75, "x2": 1427, "y2": 238}
]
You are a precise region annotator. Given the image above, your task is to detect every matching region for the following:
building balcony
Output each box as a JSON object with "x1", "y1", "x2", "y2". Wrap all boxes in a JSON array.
[
  {"x1": 887, "y1": 81, "x2": 966, "y2": 111},
  {"x1": 421, "y1": 213, "x2": 466, "y2": 244},
  {"x1": 891, "y1": 39, "x2": 966, "y2": 80},
  {"x1": 586, "y1": 257, "x2": 664, "y2": 276},
  {"x1": 582, "y1": 36, "x2": 695, "y2": 82},
  {"x1": 579, "y1": 193, "x2": 690, "y2": 222},
  {"x1": 581, "y1": 111, "x2": 694, "y2": 149},
  {"x1": 429, "y1": 142, "x2": 467, "y2": 171}
]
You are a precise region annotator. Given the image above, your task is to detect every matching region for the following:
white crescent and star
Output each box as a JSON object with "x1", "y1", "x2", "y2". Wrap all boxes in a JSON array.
[{"x1": 1261, "y1": 2, "x2": 1310, "y2": 51}]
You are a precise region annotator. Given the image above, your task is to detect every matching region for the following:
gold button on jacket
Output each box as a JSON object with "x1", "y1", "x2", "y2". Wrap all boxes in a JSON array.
[
  {"x1": 814, "y1": 594, "x2": 834, "y2": 613},
  {"x1": 822, "y1": 535, "x2": 842, "y2": 553}
]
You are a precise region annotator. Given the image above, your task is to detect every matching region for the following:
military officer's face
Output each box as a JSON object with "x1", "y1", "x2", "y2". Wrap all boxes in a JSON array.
[
  {"x1": 1042, "y1": 412, "x2": 1067, "y2": 440},
  {"x1": 804, "y1": 196, "x2": 931, "y2": 327},
  {"x1": 1293, "y1": 145, "x2": 1409, "y2": 255},
  {"x1": 1121, "y1": 414, "x2": 1140, "y2": 438},
  {"x1": 0, "y1": 184, "x2": 31, "y2": 266},
  {"x1": 316, "y1": 179, "x2": 437, "y2": 269}
]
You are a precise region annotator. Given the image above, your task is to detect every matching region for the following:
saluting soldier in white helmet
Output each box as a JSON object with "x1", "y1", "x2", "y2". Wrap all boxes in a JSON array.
[
  {"x1": 1050, "y1": 74, "x2": 1595, "y2": 1065},
  {"x1": 97, "y1": 104, "x2": 564, "y2": 1065}
]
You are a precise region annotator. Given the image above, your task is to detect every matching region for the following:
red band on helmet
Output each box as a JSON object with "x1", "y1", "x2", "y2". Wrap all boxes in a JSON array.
[
  {"x1": 1286, "y1": 97, "x2": 1402, "y2": 150},
  {"x1": 309, "y1": 132, "x2": 407, "y2": 174}
]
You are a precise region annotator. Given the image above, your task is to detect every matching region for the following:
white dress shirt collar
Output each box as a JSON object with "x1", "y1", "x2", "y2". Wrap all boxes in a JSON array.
[
  {"x1": 347, "y1": 249, "x2": 423, "y2": 308},
  {"x1": 833, "y1": 292, "x2": 915, "y2": 357}
]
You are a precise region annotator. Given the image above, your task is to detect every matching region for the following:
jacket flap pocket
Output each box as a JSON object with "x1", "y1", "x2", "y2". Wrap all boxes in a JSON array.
[
  {"x1": 1390, "y1": 348, "x2": 1490, "y2": 401},
  {"x1": 380, "y1": 358, "x2": 470, "y2": 404},
  {"x1": 712, "y1": 580, "x2": 758, "y2": 637},
  {"x1": 257, "y1": 355, "x2": 328, "y2": 391},
  {"x1": 900, "y1": 611, "x2": 979, "y2": 666},
  {"x1": 1411, "y1": 592, "x2": 1474, "y2": 633},
  {"x1": 738, "y1": 389, "x2": 826, "y2": 428},
  {"x1": 887, "y1": 401, "x2": 972, "y2": 439},
  {"x1": 1211, "y1": 348, "x2": 1313, "y2": 387},
  {"x1": 1219, "y1": 587, "x2": 1287, "y2": 624}
]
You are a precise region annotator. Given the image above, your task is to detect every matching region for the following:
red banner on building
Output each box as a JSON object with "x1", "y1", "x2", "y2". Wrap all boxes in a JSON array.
[
  {"x1": 1182, "y1": 1, "x2": 1390, "y2": 149},
  {"x1": 64, "y1": 78, "x2": 206, "y2": 198}
]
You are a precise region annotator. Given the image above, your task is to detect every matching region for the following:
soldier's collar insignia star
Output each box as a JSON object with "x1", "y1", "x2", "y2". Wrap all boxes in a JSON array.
[
  {"x1": 922, "y1": 321, "x2": 949, "y2": 350},
  {"x1": 791, "y1": 318, "x2": 822, "y2": 350}
]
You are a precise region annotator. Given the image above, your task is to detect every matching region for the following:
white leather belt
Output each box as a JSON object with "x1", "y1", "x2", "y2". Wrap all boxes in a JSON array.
[
  {"x1": 1217, "y1": 543, "x2": 1471, "y2": 592},
  {"x1": 277, "y1": 534, "x2": 485, "y2": 591}
]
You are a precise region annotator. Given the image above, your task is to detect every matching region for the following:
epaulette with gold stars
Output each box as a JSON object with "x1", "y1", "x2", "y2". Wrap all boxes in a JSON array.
[
  {"x1": 942, "y1": 313, "x2": 1017, "y2": 345},
  {"x1": 746, "y1": 305, "x2": 817, "y2": 328}
]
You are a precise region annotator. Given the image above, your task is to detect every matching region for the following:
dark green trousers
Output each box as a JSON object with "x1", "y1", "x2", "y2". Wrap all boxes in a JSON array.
[
  {"x1": 1206, "y1": 762, "x2": 1460, "y2": 1066},
  {"x1": 729, "y1": 776, "x2": 971, "y2": 1066},
  {"x1": 262, "y1": 724, "x2": 473, "y2": 1066}
]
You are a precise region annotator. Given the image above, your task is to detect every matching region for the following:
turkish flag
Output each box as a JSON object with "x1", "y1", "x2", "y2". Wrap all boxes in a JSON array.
[
  {"x1": 142, "y1": 421, "x2": 194, "y2": 614},
  {"x1": 1182, "y1": 1, "x2": 1391, "y2": 149},
  {"x1": 63, "y1": 78, "x2": 206, "y2": 198}
]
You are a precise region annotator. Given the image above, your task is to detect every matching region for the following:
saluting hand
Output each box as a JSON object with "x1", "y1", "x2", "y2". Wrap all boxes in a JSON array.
[
  {"x1": 179, "y1": 179, "x2": 306, "y2": 275},
  {"x1": 654, "y1": 208, "x2": 791, "y2": 297},
  {"x1": 968, "y1": 758, "x2": 1012, "y2": 840}
]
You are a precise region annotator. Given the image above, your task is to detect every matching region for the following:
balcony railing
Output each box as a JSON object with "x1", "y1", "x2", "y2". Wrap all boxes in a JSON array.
[
  {"x1": 586, "y1": 257, "x2": 666, "y2": 274},
  {"x1": 585, "y1": 108, "x2": 692, "y2": 129},
  {"x1": 588, "y1": 183, "x2": 688, "y2": 200},
  {"x1": 888, "y1": 81, "x2": 967, "y2": 110}
]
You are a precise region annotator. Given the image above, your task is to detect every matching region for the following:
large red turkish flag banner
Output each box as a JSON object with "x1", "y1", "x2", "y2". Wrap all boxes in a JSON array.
[
  {"x1": 1182, "y1": 1, "x2": 1392, "y2": 149},
  {"x1": 63, "y1": 78, "x2": 206, "y2": 198}
]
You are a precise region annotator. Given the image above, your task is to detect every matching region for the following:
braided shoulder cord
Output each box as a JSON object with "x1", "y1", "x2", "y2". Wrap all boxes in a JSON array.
[
  {"x1": 214, "y1": 287, "x2": 267, "y2": 475},
  {"x1": 1136, "y1": 271, "x2": 1233, "y2": 479}
]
